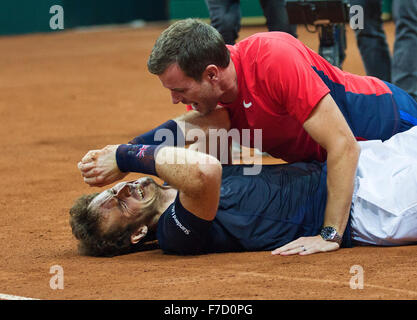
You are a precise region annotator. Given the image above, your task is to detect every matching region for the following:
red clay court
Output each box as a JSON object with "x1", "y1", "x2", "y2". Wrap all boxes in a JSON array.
[{"x1": 0, "y1": 21, "x2": 416, "y2": 300}]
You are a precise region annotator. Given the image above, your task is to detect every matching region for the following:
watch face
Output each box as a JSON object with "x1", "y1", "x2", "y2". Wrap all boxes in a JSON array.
[
  {"x1": 321, "y1": 226, "x2": 342, "y2": 244},
  {"x1": 321, "y1": 227, "x2": 336, "y2": 240}
]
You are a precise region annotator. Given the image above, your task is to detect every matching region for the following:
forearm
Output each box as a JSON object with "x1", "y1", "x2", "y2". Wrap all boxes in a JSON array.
[
  {"x1": 174, "y1": 108, "x2": 231, "y2": 139},
  {"x1": 302, "y1": 94, "x2": 361, "y2": 237},
  {"x1": 129, "y1": 108, "x2": 230, "y2": 146},
  {"x1": 116, "y1": 143, "x2": 221, "y2": 195},
  {"x1": 155, "y1": 146, "x2": 222, "y2": 195},
  {"x1": 128, "y1": 119, "x2": 186, "y2": 146},
  {"x1": 323, "y1": 141, "x2": 360, "y2": 235},
  {"x1": 187, "y1": 134, "x2": 233, "y2": 164}
]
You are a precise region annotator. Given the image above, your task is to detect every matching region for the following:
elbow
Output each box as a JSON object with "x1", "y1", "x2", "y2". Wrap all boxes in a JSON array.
[
  {"x1": 327, "y1": 135, "x2": 360, "y2": 166},
  {"x1": 199, "y1": 157, "x2": 223, "y2": 188},
  {"x1": 192, "y1": 156, "x2": 223, "y2": 193},
  {"x1": 347, "y1": 138, "x2": 361, "y2": 163}
]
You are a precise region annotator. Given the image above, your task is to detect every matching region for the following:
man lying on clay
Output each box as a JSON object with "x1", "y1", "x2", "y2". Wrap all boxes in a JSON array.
[{"x1": 71, "y1": 126, "x2": 417, "y2": 257}]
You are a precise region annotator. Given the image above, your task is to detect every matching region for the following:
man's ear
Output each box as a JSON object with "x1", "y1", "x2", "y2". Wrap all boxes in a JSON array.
[
  {"x1": 130, "y1": 225, "x2": 148, "y2": 244},
  {"x1": 205, "y1": 64, "x2": 219, "y2": 81}
]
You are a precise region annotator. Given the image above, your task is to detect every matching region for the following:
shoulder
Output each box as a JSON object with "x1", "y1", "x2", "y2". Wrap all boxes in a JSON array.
[
  {"x1": 235, "y1": 32, "x2": 313, "y2": 83},
  {"x1": 236, "y1": 32, "x2": 307, "y2": 59},
  {"x1": 156, "y1": 193, "x2": 213, "y2": 255}
]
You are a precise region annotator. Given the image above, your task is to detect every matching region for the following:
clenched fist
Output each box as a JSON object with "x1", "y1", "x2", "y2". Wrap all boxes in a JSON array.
[{"x1": 78, "y1": 145, "x2": 128, "y2": 187}]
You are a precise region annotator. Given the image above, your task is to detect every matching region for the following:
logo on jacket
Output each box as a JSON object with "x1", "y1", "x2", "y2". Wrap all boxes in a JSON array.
[{"x1": 243, "y1": 100, "x2": 252, "y2": 109}]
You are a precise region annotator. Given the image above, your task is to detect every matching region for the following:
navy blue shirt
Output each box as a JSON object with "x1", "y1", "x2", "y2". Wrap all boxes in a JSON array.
[{"x1": 157, "y1": 162, "x2": 352, "y2": 255}]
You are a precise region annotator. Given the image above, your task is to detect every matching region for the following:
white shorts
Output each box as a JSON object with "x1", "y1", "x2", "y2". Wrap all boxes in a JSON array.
[{"x1": 350, "y1": 126, "x2": 417, "y2": 246}]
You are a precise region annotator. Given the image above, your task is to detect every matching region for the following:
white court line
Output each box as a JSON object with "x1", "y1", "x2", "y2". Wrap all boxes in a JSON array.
[
  {"x1": 0, "y1": 293, "x2": 40, "y2": 300},
  {"x1": 238, "y1": 271, "x2": 417, "y2": 297}
]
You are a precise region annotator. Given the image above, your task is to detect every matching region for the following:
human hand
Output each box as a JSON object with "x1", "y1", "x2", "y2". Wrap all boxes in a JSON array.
[
  {"x1": 78, "y1": 145, "x2": 128, "y2": 187},
  {"x1": 271, "y1": 235, "x2": 340, "y2": 256}
]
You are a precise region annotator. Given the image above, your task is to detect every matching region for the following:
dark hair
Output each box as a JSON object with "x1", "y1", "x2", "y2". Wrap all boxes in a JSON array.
[
  {"x1": 69, "y1": 193, "x2": 142, "y2": 257},
  {"x1": 147, "y1": 18, "x2": 230, "y2": 81}
]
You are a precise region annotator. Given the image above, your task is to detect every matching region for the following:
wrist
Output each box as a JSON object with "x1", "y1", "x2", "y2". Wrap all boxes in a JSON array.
[
  {"x1": 319, "y1": 226, "x2": 343, "y2": 246},
  {"x1": 116, "y1": 144, "x2": 159, "y2": 175}
]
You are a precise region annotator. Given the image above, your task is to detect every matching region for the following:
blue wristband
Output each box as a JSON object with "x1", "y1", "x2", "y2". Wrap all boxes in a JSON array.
[
  {"x1": 116, "y1": 144, "x2": 159, "y2": 176},
  {"x1": 129, "y1": 120, "x2": 185, "y2": 147}
]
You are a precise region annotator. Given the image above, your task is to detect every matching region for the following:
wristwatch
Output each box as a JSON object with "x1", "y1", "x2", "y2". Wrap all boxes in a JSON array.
[{"x1": 320, "y1": 226, "x2": 343, "y2": 245}]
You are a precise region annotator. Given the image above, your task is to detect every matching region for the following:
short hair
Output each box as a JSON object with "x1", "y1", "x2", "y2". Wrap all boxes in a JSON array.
[
  {"x1": 147, "y1": 18, "x2": 230, "y2": 81},
  {"x1": 69, "y1": 193, "x2": 137, "y2": 257}
]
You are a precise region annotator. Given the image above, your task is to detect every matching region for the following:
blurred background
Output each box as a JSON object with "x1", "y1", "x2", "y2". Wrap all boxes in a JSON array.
[{"x1": 0, "y1": 0, "x2": 282, "y2": 36}]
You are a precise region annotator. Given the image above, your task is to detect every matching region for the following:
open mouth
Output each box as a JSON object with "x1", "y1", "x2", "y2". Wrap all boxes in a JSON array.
[
  {"x1": 133, "y1": 184, "x2": 145, "y2": 200},
  {"x1": 131, "y1": 177, "x2": 156, "y2": 201},
  {"x1": 191, "y1": 103, "x2": 198, "y2": 110}
]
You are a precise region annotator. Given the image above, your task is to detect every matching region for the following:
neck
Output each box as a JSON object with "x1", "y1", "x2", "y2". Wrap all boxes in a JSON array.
[
  {"x1": 148, "y1": 187, "x2": 177, "y2": 230},
  {"x1": 218, "y1": 60, "x2": 238, "y2": 104}
]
